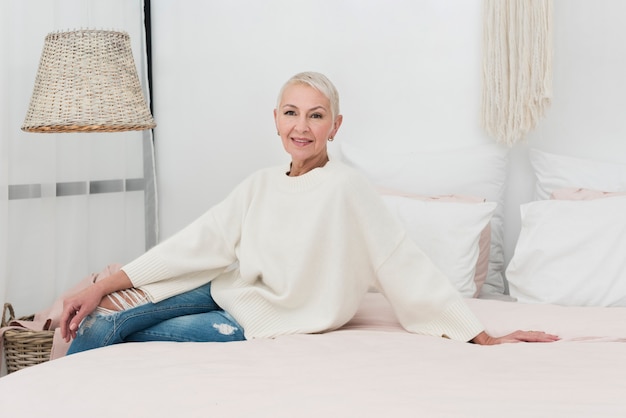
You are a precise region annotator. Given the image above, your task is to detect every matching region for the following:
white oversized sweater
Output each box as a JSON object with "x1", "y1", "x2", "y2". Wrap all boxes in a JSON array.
[{"x1": 122, "y1": 160, "x2": 484, "y2": 341}]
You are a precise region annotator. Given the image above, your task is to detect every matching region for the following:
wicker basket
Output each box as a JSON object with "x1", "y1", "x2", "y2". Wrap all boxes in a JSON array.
[{"x1": 2, "y1": 303, "x2": 54, "y2": 374}]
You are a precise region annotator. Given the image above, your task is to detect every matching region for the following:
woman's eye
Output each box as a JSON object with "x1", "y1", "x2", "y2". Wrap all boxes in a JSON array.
[
  {"x1": 284, "y1": 110, "x2": 296, "y2": 116},
  {"x1": 310, "y1": 113, "x2": 323, "y2": 119}
]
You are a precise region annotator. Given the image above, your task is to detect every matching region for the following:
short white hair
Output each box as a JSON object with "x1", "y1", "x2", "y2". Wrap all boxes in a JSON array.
[{"x1": 276, "y1": 71, "x2": 340, "y2": 119}]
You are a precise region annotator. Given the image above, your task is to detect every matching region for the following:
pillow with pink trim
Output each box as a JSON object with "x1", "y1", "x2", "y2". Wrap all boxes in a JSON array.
[
  {"x1": 550, "y1": 187, "x2": 626, "y2": 200},
  {"x1": 530, "y1": 149, "x2": 626, "y2": 200},
  {"x1": 379, "y1": 190, "x2": 496, "y2": 298},
  {"x1": 339, "y1": 141, "x2": 509, "y2": 298}
]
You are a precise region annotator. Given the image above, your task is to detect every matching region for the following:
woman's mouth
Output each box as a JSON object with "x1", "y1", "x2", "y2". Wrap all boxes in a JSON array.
[{"x1": 291, "y1": 137, "x2": 312, "y2": 146}]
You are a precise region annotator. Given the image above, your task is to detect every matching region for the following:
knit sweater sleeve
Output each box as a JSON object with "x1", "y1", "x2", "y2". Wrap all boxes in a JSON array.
[
  {"x1": 121, "y1": 175, "x2": 252, "y2": 302},
  {"x1": 332, "y1": 165, "x2": 483, "y2": 341},
  {"x1": 342, "y1": 167, "x2": 484, "y2": 342},
  {"x1": 376, "y1": 236, "x2": 485, "y2": 342}
]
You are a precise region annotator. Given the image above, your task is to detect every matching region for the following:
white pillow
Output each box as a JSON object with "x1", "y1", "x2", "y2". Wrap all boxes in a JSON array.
[
  {"x1": 381, "y1": 194, "x2": 497, "y2": 298},
  {"x1": 340, "y1": 141, "x2": 509, "y2": 298},
  {"x1": 529, "y1": 149, "x2": 626, "y2": 200},
  {"x1": 507, "y1": 196, "x2": 626, "y2": 306}
]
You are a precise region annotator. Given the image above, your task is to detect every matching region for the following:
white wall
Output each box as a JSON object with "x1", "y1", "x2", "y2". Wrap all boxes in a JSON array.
[
  {"x1": 151, "y1": 1, "x2": 626, "y2": 270},
  {"x1": 151, "y1": 0, "x2": 487, "y2": 235}
]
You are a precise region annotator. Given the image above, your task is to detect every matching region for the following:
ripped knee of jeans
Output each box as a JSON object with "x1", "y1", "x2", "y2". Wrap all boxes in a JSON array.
[
  {"x1": 75, "y1": 311, "x2": 110, "y2": 337},
  {"x1": 212, "y1": 323, "x2": 238, "y2": 336},
  {"x1": 98, "y1": 288, "x2": 149, "y2": 313}
]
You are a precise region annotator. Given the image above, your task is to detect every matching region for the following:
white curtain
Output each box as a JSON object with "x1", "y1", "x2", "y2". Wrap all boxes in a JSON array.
[{"x1": 0, "y1": 0, "x2": 156, "y2": 318}]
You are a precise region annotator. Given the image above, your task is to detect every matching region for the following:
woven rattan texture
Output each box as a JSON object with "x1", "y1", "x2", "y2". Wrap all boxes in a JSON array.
[
  {"x1": 2, "y1": 303, "x2": 54, "y2": 374},
  {"x1": 22, "y1": 30, "x2": 155, "y2": 133}
]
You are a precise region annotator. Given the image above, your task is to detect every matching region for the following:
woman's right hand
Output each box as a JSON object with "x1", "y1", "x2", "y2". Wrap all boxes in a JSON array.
[
  {"x1": 60, "y1": 284, "x2": 106, "y2": 342},
  {"x1": 60, "y1": 270, "x2": 134, "y2": 342}
]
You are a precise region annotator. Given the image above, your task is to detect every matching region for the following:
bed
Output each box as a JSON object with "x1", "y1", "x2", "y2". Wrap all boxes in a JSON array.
[
  {"x1": 2, "y1": 144, "x2": 626, "y2": 416},
  {"x1": 2, "y1": 292, "x2": 626, "y2": 417}
]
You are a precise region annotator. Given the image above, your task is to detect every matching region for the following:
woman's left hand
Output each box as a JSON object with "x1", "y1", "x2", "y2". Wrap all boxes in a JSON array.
[{"x1": 471, "y1": 330, "x2": 560, "y2": 345}]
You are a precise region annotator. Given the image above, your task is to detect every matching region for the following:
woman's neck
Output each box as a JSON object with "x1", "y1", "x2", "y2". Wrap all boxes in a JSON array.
[{"x1": 288, "y1": 154, "x2": 329, "y2": 177}]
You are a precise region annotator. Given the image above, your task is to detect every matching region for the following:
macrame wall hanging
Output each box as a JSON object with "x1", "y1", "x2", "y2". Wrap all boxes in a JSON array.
[{"x1": 481, "y1": 0, "x2": 553, "y2": 146}]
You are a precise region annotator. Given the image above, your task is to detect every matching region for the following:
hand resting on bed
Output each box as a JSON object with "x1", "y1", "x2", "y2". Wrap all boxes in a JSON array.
[{"x1": 471, "y1": 330, "x2": 559, "y2": 345}]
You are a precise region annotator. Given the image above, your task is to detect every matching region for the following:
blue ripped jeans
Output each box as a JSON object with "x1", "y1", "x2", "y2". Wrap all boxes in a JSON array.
[{"x1": 66, "y1": 282, "x2": 245, "y2": 355}]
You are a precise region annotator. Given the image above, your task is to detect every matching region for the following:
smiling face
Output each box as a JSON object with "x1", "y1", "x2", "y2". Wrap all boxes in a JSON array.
[{"x1": 274, "y1": 83, "x2": 342, "y2": 176}]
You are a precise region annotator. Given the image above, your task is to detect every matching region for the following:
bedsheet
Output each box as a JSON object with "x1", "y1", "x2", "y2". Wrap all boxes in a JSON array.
[{"x1": 1, "y1": 293, "x2": 625, "y2": 417}]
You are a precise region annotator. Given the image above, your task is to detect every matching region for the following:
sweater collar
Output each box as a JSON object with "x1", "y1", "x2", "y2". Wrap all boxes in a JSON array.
[{"x1": 277, "y1": 159, "x2": 337, "y2": 193}]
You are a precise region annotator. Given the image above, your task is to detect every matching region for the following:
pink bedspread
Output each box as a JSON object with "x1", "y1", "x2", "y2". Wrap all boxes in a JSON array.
[{"x1": 1, "y1": 293, "x2": 626, "y2": 417}]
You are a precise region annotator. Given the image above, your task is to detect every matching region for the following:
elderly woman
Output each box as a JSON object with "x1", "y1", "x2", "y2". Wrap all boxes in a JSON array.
[{"x1": 61, "y1": 72, "x2": 558, "y2": 352}]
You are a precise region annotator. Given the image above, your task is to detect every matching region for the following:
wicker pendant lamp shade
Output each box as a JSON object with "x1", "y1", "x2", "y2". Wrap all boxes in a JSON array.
[{"x1": 22, "y1": 29, "x2": 155, "y2": 133}]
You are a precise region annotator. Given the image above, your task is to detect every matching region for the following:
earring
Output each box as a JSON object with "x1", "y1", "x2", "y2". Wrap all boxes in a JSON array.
[{"x1": 328, "y1": 137, "x2": 334, "y2": 142}]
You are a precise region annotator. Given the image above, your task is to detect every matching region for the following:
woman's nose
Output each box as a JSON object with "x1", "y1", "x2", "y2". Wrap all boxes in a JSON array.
[{"x1": 295, "y1": 116, "x2": 309, "y2": 132}]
